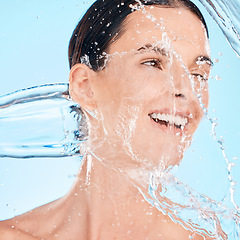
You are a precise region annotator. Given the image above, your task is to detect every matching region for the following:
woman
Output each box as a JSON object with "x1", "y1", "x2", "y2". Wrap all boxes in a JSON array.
[{"x1": 0, "y1": 0, "x2": 219, "y2": 239}]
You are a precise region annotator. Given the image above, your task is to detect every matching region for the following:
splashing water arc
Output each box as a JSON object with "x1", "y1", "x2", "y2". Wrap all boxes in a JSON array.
[{"x1": 0, "y1": 0, "x2": 240, "y2": 239}]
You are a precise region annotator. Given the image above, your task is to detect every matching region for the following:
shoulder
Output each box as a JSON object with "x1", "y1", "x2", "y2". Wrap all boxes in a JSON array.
[
  {"x1": 0, "y1": 201, "x2": 54, "y2": 240},
  {"x1": 0, "y1": 221, "x2": 39, "y2": 240},
  {"x1": 0, "y1": 198, "x2": 68, "y2": 240},
  {"x1": 0, "y1": 223, "x2": 14, "y2": 240}
]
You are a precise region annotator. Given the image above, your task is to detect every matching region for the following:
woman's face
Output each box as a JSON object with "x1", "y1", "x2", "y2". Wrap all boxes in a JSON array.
[{"x1": 90, "y1": 6, "x2": 211, "y2": 168}]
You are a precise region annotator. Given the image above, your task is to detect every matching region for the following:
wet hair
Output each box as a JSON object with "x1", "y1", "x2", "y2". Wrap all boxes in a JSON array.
[{"x1": 68, "y1": 0, "x2": 209, "y2": 71}]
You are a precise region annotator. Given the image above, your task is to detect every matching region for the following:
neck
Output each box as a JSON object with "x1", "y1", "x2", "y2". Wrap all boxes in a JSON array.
[
  {"x1": 59, "y1": 150, "x2": 198, "y2": 240},
  {"x1": 73, "y1": 153, "x2": 150, "y2": 205},
  {"x1": 63, "y1": 152, "x2": 157, "y2": 238}
]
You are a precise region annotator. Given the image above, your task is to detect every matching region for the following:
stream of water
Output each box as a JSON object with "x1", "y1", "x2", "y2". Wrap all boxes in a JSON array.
[{"x1": 1, "y1": 0, "x2": 240, "y2": 238}]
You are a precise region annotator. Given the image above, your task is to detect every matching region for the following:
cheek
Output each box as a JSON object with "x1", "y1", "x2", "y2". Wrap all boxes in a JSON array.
[
  {"x1": 128, "y1": 119, "x2": 189, "y2": 167},
  {"x1": 127, "y1": 69, "x2": 171, "y2": 102},
  {"x1": 192, "y1": 79, "x2": 209, "y2": 108},
  {"x1": 93, "y1": 77, "x2": 143, "y2": 135},
  {"x1": 203, "y1": 87, "x2": 209, "y2": 109}
]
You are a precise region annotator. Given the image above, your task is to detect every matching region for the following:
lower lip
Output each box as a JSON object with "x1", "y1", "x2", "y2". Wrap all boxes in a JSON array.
[{"x1": 149, "y1": 117, "x2": 188, "y2": 136}]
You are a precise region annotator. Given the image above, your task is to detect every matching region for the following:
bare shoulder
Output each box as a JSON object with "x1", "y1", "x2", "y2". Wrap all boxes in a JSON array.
[
  {"x1": 0, "y1": 198, "x2": 65, "y2": 240},
  {"x1": 0, "y1": 222, "x2": 15, "y2": 240},
  {"x1": 0, "y1": 221, "x2": 38, "y2": 240}
]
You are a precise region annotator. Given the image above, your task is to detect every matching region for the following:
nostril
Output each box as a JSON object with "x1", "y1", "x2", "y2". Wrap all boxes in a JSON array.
[{"x1": 175, "y1": 93, "x2": 185, "y2": 98}]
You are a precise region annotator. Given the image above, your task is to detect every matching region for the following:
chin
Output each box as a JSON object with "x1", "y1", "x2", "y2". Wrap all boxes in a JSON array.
[
  {"x1": 131, "y1": 141, "x2": 186, "y2": 171},
  {"x1": 160, "y1": 149, "x2": 185, "y2": 169}
]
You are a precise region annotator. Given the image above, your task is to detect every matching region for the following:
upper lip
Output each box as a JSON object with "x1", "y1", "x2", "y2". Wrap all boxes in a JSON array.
[
  {"x1": 148, "y1": 109, "x2": 192, "y2": 119},
  {"x1": 148, "y1": 109, "x2": 193, "y2": 129}
]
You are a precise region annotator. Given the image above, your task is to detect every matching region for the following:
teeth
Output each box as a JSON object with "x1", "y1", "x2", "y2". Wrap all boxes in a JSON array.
[{"x1": 150, "y1": 113, "x2": 188, "y2": 128}]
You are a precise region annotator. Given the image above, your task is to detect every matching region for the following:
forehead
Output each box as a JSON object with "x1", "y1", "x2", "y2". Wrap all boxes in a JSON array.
[{"x1": 109, "y1": 6, "x2": 209, "y2": 56}]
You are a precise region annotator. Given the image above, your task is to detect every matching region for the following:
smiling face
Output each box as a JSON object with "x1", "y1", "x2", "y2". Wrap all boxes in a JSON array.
[{"x1": 82, "y1": 6, "x2": 211, "y2": 169}]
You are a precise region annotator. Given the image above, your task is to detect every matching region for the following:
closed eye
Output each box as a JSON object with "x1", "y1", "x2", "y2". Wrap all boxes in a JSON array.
[{"x1": 142, "y1": 59, "x2": 162, "y2": 70}]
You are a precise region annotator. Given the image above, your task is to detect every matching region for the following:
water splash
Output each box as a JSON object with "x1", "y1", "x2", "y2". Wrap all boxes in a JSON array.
[
  {"x1": 0, "y1": 84, "x2": 86, "y2": 158},
  {"x1": 1, "y1": 0, "x2": 240, "y2": 238},
  {"x1": 205, "y1": 110, "x2": 240, "y2": 212},
  {"x1": 197, "y1": 0, "x2": 240, "y2": 57},
  {"x1": 126, "y1": 2, "x2": 240, "y2": 238},
  {"x1": 144, "y1": 170, "x2": 240, "y2": 239}
]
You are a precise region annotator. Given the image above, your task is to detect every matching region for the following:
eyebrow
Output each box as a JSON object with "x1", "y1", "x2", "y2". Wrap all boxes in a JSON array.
[
  {"x1": 195, "y1": 55, "x2": 213, "y2": 67},
  {"x1": 135, "y1": 44, "x2": 169, "y2": 56},
  {"x1": 134, "y1": 43, "x2": 213, "y2": 67}
]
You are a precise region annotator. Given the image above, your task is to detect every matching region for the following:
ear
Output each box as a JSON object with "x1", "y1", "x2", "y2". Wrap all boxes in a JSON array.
[{"x1": 69, "y1": 64, "x2": 97, "y2": 110}]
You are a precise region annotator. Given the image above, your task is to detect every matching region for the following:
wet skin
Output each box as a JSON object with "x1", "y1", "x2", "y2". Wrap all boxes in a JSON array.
[
  {"x1": 0, "y1": 6, "x2": 221, "y2": 240},
  {"x1": 85, "y1": 6, "x2": 211, "y2": 168}
]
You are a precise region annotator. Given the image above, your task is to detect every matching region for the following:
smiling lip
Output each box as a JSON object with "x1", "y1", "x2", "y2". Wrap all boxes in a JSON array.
[{"x1": 148, "y1": 109, "x2": 191, "y2": 134}]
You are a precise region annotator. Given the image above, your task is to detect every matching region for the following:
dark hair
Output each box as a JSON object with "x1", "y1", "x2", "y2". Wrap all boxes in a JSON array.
[{"x1": 68, "y1": 0, "x2": 208, "y2": 70}]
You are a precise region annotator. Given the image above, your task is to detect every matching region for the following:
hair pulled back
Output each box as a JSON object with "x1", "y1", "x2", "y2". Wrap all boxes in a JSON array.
[{"x1": 68, "y1": 0, "x2": 208, "y2": 70}]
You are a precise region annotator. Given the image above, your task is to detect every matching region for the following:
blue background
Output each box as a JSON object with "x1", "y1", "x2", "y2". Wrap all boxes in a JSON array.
[{"x1": 0, "y1": 0, "x2": 240, "y2": 221}]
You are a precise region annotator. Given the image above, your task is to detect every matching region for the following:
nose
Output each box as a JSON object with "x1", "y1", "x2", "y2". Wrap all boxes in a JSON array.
[
  {"x1": 170, "y1": 63, "x2": 192, "y2": 101},
  {"x1": 175, "y1": 93, "x2": 185, "y2": 98}
]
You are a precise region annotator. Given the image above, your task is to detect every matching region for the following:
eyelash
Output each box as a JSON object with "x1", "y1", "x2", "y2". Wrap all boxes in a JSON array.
[
  {"x1": 141, "y1": 60, "x2": 208, "y2": 81},
  {"x1": 142, "y1": 59, "x2": 162, "y2": 70},
  {"x1": 192, "y1": 73, "x2": 208, "y2": 81}
]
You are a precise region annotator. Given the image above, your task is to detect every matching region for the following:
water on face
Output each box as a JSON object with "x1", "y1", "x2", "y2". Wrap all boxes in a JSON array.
[{"x1": 1, "y1": 0, "x2": 240, "y2": 239}]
